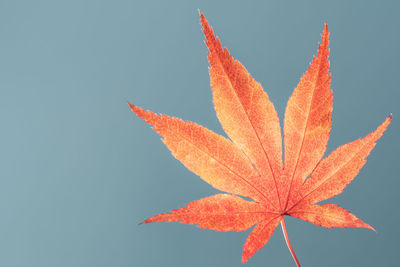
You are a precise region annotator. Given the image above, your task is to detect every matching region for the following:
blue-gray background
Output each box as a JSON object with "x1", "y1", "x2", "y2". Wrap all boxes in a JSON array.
[{"x1": 0, "y1": 0, "x2": 399, "y2": 266}]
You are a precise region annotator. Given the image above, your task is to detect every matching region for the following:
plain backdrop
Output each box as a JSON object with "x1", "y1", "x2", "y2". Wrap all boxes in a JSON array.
[{"x1": 0, "y1": 0, "x2": 399, "y2": 266}]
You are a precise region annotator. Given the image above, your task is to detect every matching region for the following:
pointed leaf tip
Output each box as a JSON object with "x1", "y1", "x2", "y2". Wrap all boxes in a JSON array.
[
  {"x1": 199, "y1": 10, "x2": 205, "y2": 23},
  {"x1": 324, "y1": 22, "x2": 328, "y2": 31},
  {"x1": 128, "y1": 102, "x2": 143, "y2": 116},
  {"x1": 128, "y1": 101, "x2": 136, "y2": 113},
  {"x1": 321, "y1": 22, "x2": 330, "y2": 47}
]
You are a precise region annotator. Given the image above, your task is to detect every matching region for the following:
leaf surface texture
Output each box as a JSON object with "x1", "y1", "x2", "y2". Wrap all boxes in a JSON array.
[{"x1": 130, "y1": 12, "x2": 391, "y2": 263}]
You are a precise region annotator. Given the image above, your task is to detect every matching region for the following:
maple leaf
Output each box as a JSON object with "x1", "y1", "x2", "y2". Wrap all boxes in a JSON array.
[{"x1": 129, "y1": 12, "x2": 391, "y2": 266}]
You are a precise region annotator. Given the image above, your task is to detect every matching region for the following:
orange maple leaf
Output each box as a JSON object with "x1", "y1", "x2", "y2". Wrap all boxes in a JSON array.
[{"x1": 129, "y1": 12, "x2": 391, "y2": 266}]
